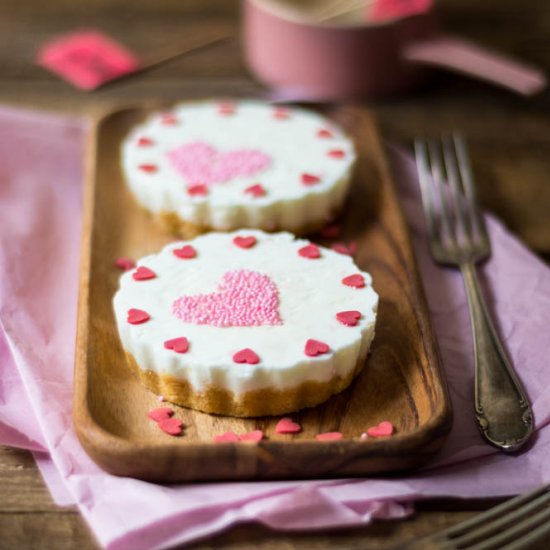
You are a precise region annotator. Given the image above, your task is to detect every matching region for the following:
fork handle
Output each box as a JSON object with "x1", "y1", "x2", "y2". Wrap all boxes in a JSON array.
[{"x1": 460, "y1": 262, "x2": 533, "y2": 451}]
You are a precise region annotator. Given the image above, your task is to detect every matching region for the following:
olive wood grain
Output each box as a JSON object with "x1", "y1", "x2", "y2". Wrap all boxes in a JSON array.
[{"x1": 73, "y1": 103, "x2": 452, "y2": 482}]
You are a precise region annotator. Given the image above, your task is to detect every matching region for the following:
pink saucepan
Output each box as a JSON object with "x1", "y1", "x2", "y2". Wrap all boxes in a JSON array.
[{"x1": 243, "y1": 0, "x2": 546, "y2": 99}]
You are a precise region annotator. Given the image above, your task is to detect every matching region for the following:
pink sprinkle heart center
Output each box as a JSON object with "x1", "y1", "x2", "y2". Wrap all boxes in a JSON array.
[
  {"x1": 167, "y1": 141, "x2": 272, "y2": 185},
  {"x1": 172, "y1": 270, "x2": 282, "y2": 327}
]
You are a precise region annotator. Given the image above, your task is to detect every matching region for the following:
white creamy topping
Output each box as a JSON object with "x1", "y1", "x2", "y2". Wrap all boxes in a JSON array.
[
  {"x1": 121, "y1": 101, "x2": 355, "y2": 231},
  {"x1": 113, "y1": 231, "x2": 378, "y2": 395}
]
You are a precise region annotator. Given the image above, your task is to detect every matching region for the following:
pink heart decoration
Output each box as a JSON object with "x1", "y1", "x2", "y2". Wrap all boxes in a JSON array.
[
  {"x1": 336, "y1": 310, "x2": 362, "y2": 327},
  {"x1": 127, "y1": 308, "x2": 150, "y2": 325},
  {"x1": 172, "y1": 269, "x2": 282, "y2": 327},
  {"x1": 132, "y1": 266, "x2": 156, "y2": 281},
  {"x1": 304, "y1": 339, "x2": 330, "y2": 357},
  {"x1": 158, "y1": 417, "x2": 183, "y2": 436},
  {"x1": 328, "y1": 149, "x2": 346, "y2": 159},
  {"x1": 164, "y1": 337, "x2": 189, "y2": 354},
  {"x1": 301, "y1": 173, "x2": 321, "y2": 185},
  {"x1": 367, "y1": 421, "x2": 394, "y2": 438},
  {"x1": 173, "y1": 245, "x2": 196, "y2": 259},
  {"x1": 244, "y1": 183, "x2": 266, "y2": 198},
  {"x1": 298, "y1": 244, "x2": 321, "y2": 259},
  {"x1": 240, "y1": 430, "x2": 264, "y2": 442},
  {"x1": 167, "y1": 141, "x2": 271, "y2": 186},
  {"x1": 342, "y1": 274, "x2": 365, "y2": 288},
  {"x1": 275, "y1": 418, "x2": 302, "y2": 434},
  {"x1": 115, "y1": 256, "x2": 135, "y2": 271},
  {"x1": 213, "y1": 431, "x2": 240, "y2": 443},
  {"x1": 147, "y1": 407, "x2": 174, "y2": 422},
  {"x1": 233, "y1": 348, "x2": 260, "y2": 364},
  {"x1": 138, "y1": 137, "x2": 154, "y2": 147},
  {"x1": 233, "y1": 235, "x2": 256, "y2": 249},
  {"x1": 317, "y1": 128, "x2": 333, "y2": 139},
  {"x1": 316, "y1": 431, "x2": 343, "y2": 441}
]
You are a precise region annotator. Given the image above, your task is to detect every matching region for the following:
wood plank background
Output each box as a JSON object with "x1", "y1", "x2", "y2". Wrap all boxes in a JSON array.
[{"x1": 1, "y1": 0, "x2": 550, "y2": 547}]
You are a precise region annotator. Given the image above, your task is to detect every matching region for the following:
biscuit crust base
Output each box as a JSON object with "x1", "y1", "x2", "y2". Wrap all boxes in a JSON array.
[
  {"x1": 124, "y1": 353, "x2": 365, "y2": 417},
  {"x1": 157, "y1": 211, "x2": 335, "y2": 239}
]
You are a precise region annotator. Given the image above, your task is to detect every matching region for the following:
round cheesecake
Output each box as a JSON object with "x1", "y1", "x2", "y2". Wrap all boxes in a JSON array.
[
  {"x1": 113, "y1": 231, "x2": 378, "y2": 417},
  {"x1": 121, "y1": 100, "x2": 356, "y2": 236}
]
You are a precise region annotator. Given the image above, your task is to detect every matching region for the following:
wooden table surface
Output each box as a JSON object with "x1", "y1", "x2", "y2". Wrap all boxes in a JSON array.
[{"x1": 1, "y1": 0, "x2": 549, "y2": 548}]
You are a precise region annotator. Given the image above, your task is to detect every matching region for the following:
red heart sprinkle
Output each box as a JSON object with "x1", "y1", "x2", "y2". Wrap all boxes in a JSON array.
[
  {"x1": 367, "y1": 421, "x2": 394, "y2": 438},
  {"x1": 158, "y1": 417, "x2": 183, "y2": 436},
  {"x1": 240, "y1": 429, "x2": 264, "y2": 442},
  {"x1": 342, "y1": 274, "x2": 365, "y2": 288},
  {"x1": 275, "y1": 418, "x2": 302, "y2": 434},
  {"x1": 316, "y1": 431, "x2": 343, "y2": 441},
  {"x1": 161, "y1": 114, "x2": 178, "y2": 125},
  {"x1": 233, "y1": 348, "x2": 260, "y2": 364},
  {"x1": 218, "y1": 102, "x2": 235, "y2": 115},
  {"x1": 114, "y1": 257, "x2": 135, "y2": 271},
  {"x1": 301, "y1": 173, "x2": 321, "y2": 185},
  {"x1": 147, "y1": 407, "x2": 174, "y2": 422},
  {"x1": 213, "y1": 431, "x2": 240, "y2": 443},
  {"x1": 332, "y1": 242, "x2": 356, "y2": 256},
  {"x1": 328, "y1": 149, "x2": 345, "y2": 159},
  {"x1": 138, "y1": 137, "x2": 154, "y2": 147},
  {"x1": 298, "y1": 244, "x2": 321, "y2": 259},
  {"x1": 187, "y1": 183, "x2": 208, "y2": 196},
  {"x1": 318, "y1": 224, "x2": 341, "y2": 239},
  {"x1": 233, "y1": 235, "x2": 257, "y2": 249},
  {"x1": 244, "y1": 183, "x2": 266, "y2": 198},
  {"x1": 127, "y1": 308, "x2": 150, "y2": 325},
  {"x1": 336, "y1": 310, "x2": 362, "y2": 327},
  {"x1": 317, "y1": 129, "x2": 333, "y2": 138},
  {"x1": 139, "y1": 164, "x2": 158, "y2": 173},
  {"x1": 173, "y1": 245, "x2": 197, "y2": 259},
  {"x1": 305, "y1": 339, "x2": 330, "y2": 357},
  {"x1": 273, "y1": 108, "x2": 290, "y2": 120},
  {"x1": 132, "y1": 266, "x2": 156, "y2": 281},
  {"x1": 164, "y1": 337, "x2": 189, "y2": 354}
]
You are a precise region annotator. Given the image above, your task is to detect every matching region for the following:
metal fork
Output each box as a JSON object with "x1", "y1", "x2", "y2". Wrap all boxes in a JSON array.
[
  {"x1": 398, "y1": 483, "x2": 550, "y2": 549},
  {"x1": 414, "y1": 135, "x2": 533, "y2": 452}
]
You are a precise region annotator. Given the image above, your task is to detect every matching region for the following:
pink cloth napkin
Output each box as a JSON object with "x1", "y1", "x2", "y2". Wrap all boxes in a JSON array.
[{"x1": 1, "y1": 105, "x2": 550, "y2": 549}]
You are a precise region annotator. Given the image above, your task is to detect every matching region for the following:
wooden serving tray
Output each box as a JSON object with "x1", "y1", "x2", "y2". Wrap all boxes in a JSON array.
[{"x1": 74, "y1": 103, "x2": 452, "y2": 482}]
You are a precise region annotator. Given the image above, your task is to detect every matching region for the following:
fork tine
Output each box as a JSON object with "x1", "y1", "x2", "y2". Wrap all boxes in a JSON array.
[
  {"x1": 414, "y1": 139, "x2": 440, "y2": 245},
  {"x1": 427, "y1": 139, "x2": 457, "y2": 248},
  {"x1": 450, "y1": 489, "x2": 550, "y2": 549},
  {"x1": 501, "y1": 515, "x2": 550, "y2": 550},
  {"x1": 468, "y1": 502, "x2": 550, "y2": 550},
  {"x1": 443, "y1": 484, "x2": 550, "y2": 538},
  {"x1": 442, "y1": 136, "x2": 473, "y2": 245},
  {"x1": 453, "y1": 134, "x2": 488, "y2": 242}
]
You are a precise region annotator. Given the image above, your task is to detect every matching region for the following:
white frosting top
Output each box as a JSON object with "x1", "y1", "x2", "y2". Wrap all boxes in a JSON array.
[
  {"x1": 121, "y1": 101, "x2": 356, "y2": 231},
  {"x1": 113, "y1": 231, "x2": 378, "y2": 394}
]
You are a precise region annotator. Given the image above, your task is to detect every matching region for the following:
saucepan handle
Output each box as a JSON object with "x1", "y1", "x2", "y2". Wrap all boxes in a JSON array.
[{"x1": 402, "y1": 33, "x2": 546, "y2": 96}]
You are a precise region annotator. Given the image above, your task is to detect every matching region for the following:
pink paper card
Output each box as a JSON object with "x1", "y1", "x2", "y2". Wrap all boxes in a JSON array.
[
  {"x1": 36, "y1": 30, "x2": 140, "y2": 90},
  {"x1": 368, "y1": 0, "x2": 432, "y2": 22}
]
